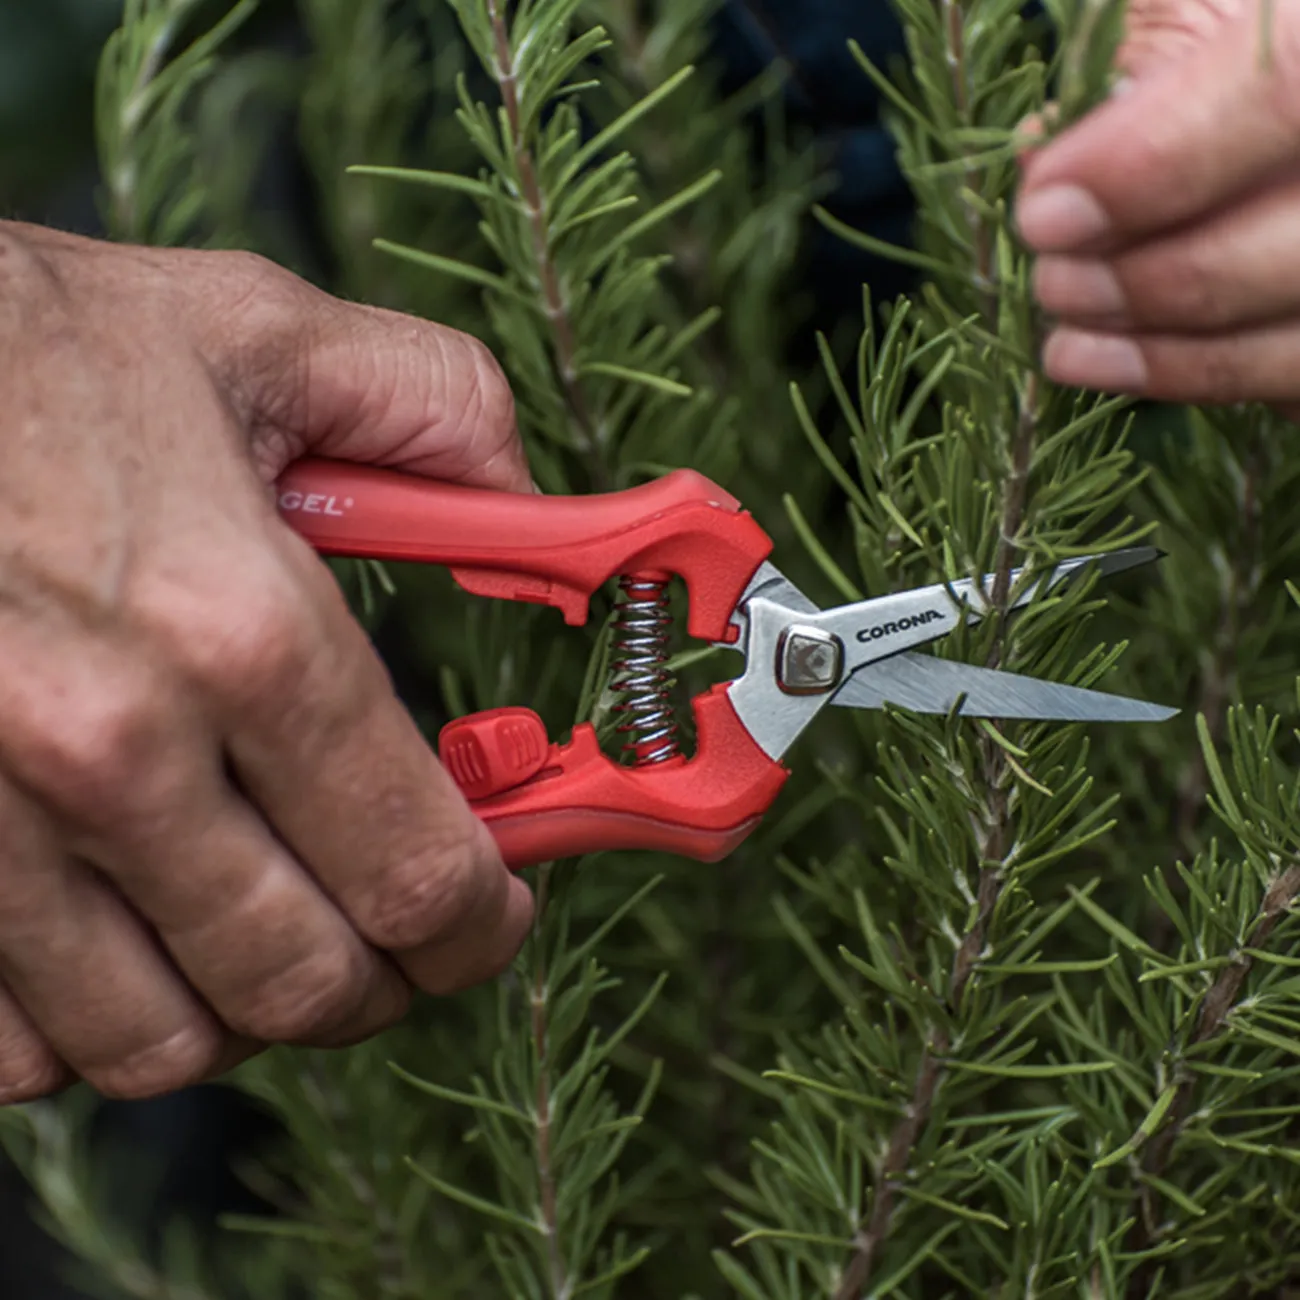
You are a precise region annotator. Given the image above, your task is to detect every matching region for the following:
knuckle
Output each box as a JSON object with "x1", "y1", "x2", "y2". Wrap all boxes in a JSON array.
[
  {"x1": 0, "y1": 225, "x2": 60, "y2": 297},
  {"x1": 84, "y1": 1024, "x2": 225, "y2": 1101},
  {"x1": 0, "y1": 226, "x2": 75, "y2": 346},
  {"x1": 1115, "y1": 0, "x2": 1221, "y2": 75},
  {"x1": 461, "y1": 333, "x2": 513, "y2": 418},
  {"x1": 456, "y1": 333, "x2": 516, "y2": 442},
  {"x1": 229, "y1": 951, "x2": 368, "y2": 1044},
  {"x1": 181, "y1": 578, "x2": 322, "y2": 713},
  {"x1": 314, "y1": 978, "x2": 411, "y2": 1049},
  {"x1": 1133, "y1": 244, "x2": 1220, "y2": 327},
  {"x1": 0, "y1": 1036, "x2": 65, "y2": 1105},
  {"x1": 209, "y1": 248, "x2": 301, "y2": 316},
  {"x1": 190, "y1": 248, "x2": 315, "y2": 400},
  {"x1": 1196, "y1": 344, "x2": 1249, "y2": 403},
  {"x1": 17, "y1": 681, "x2": 168, "y2": 820},
  {"x1": 421, "y1": 934, "x2": 520, "y2": 998},
  {"x1": 1149, "y1": 338, "x2": 1247, "y2": 404},
  {"x1": 359, "y1": 836, "x2": 487, "y2": 952}
]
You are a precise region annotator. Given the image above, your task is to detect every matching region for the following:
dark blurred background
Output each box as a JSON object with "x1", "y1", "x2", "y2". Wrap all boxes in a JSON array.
[{"x1": 0, "y1": 0, "x2": 119, "y2": 230}]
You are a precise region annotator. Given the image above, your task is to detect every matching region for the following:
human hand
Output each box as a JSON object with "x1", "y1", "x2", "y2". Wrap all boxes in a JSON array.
[
  {"x1": 1016, "y1": 0, "x2": 1300, "y2": 415},
  {"x1": 0, "y1": 222, "x2": 535, "y2": 1104}
]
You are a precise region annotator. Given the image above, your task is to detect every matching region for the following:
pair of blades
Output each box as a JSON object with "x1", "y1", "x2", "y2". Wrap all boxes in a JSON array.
[{"x1": 722, "y1": 548, "x2": 1176, "y2": 762}]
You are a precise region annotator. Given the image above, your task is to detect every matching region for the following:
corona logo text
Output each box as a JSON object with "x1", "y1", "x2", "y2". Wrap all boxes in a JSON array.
[{"x1": 856, "y1": 608, "x2": 944, "y2": 644}]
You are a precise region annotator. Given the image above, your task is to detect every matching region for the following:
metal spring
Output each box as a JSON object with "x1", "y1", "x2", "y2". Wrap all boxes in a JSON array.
[{"x1": 610, "y1": 571, "x2": 680, "y2": 765}]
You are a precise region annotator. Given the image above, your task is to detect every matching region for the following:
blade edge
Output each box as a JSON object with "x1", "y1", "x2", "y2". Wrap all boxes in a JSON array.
[{"x1": 831, "y1": 653, "x2": 1178, "y2": 723}]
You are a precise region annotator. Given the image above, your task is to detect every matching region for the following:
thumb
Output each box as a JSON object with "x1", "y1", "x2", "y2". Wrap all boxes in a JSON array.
[
  {"x1": 206, "y1": 253, "x2": 532, "y2": 493},
  {"x1": 1017, "y1": 0, "x2": 1300, "y2": 252}
]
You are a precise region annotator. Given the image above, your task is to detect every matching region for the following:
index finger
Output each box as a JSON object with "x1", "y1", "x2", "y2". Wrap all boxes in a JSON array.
[
  {"x1": 191, "y1": 530, "x2": 534, "y2": 997},
  {"x1": 1017, "y1": 0, "x2": 1300, "y2": 252}
]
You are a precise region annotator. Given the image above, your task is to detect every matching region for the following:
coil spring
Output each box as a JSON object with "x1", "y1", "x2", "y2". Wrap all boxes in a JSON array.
[{"x1": 610, "y1": 572, "x2": 680, "y2": 765}]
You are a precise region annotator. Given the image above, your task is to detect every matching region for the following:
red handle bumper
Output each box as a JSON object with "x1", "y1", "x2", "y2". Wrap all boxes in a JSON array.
[{"x1": 439, "y1": 688, "x2": 788, "y2": 867}]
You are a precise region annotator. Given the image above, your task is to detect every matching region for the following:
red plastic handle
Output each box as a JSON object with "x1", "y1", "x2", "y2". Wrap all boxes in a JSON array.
[
  {"x1": 438, "y1": 687, "x2": 788, "y2": 867},
  {"x1": 274, "y1": 458, "x2": 787, "y2": 867},
  {"x1": 276, "y1": 458, "x2": 772, "y2": 644}
]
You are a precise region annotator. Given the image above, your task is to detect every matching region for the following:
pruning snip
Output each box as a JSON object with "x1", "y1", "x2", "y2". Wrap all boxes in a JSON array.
[{"x1": 276, "y1": 459, "x2": 1176, "y2": 869}]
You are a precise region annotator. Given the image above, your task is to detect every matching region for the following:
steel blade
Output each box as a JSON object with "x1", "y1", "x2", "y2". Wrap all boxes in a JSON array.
[
  {"x1": 831, "y1": 653, "x2": 1178, "y2": 723},
  {"x1": 1087, "y1": 546, "x2": 1162, "y2": 580},
  {"x1": 815, "y1": 547, "x2": 1164, "y2": 681}
]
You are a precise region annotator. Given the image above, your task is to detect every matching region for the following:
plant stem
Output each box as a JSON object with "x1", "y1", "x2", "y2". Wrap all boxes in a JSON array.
[
  {"x1": 939, "y1": 0, "x2": 997, "y2": 323},
  {"x1": 1147, "y1": 437, "x2": 1265, "y2": 957},
  {"x1": 597, "y1": 5, "x2": 731, "y2": 392},
  {"x1": 985, "y1": 375, "x2": 1038, "y2": 658},
  {"x1": 529, "y1": 863, "x2": 571, "y2": 1300},
  {"x1": 833, "y1": 379, "x2": 1039, "y2": 1300},
  {"x1": 828, "y1": 0, "x2": 1038, "y2": 1273},
  {"x1": 832, "y1": 1049, "x2": 943, "y2": 1299},
  {"x1": 1172, "y1": 447, "x2": 1262, "y2": 855},
  {"x1": 1124, "y1": 863, "x2": 1300, "y2": 1296},
  {"x1": 485, "y1": 0, "x2": 606, "y2": 485},
  {"x1": 301, "y1": 1059, "x2": 411, "y2": 1297}
]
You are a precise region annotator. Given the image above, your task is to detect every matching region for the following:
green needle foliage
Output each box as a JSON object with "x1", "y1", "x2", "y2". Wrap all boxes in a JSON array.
[
  {"x1": 95, "y1": 0, "x2": 259, "y2": 245},
  {"x1": 4, "y1": 0, "x2": 1300, "y2": 1297}
]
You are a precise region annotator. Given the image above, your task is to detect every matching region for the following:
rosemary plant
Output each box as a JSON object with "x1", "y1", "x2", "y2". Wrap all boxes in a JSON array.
[{"x1": 4, "y1": 1, "x2": 1300, "y2": 1297}]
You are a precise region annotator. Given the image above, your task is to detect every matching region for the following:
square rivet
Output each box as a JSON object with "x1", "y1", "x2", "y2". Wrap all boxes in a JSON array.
[{"x1": 777, "y1": 626, "x2": 844, "y2": 695}]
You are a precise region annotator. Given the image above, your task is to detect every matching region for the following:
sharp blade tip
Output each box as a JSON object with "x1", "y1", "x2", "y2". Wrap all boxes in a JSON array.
[{"x1": 1102, "y1": 545, "x2": 1159, "y2": 570}]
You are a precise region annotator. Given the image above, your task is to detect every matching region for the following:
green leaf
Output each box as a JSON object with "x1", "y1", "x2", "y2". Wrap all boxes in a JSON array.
[
  {"x1": 579, "y1": 362, "x2": 692, "y2": 396},
  {"x1": 405, "y1": 1157, "x2": 544, "y2": 1236},
  {"x1": 1137, "y1": 1172, "x2": 1206, "y2": 1218},
  {"x1": 785, "y1": 493, "x2": 864, "y2": 603},
  {"x1": 388, "y1": 1062, "x2": 531, "y2": 1124},
  {"x1": 772, "y1": 893, "x2": 858, "y2": 1004},
  {"x1": 571, "y1": 1248, "x2": 653, "y2": 1295},
  {"x1": 1234, "y1": 1024, "x2": 1300, "y2": 1059},
  {"x1": 711, "y1": 1251, "x2": 778, "y2": 1300},
  {"x1": 762, "y1": 1071, "x2": 901, "y2": 1116},
  {"x1": 373, "y1": 238, "x2": 529, "y2": 301},
  {"x1": 896, "y1": 1186, "x2": 1009, "y2": 1229},
  {"x1": 563, "y1": 63, "x2": 696, "y2": 181},
  {"x1": 1093, "y1": 1085, "x2": 1178, "y2": 1168},
  {"x1": 346, "y1": 164, "x2": 497, "y2": 200},
  {"x1": 1138, "y1": 957, "x2": 1234, "y2": 982},
  {"x1": 980, "y1": 956, "x2": 1117, "y2": 975},
  {"x1": 218, "y1": 1215, "x2": 336, "y2": 1243},
  {"x1": 1068, "y1": 885, "x2": 1158, "y2": 957},
  {"x1": 947, "y1": 1059, "x2": 1116, "y2": 1078},
  {"x1": 732, "y1": 1227, "x2": 853, "y2": 1248},
  {"x1": 597, "y1": 169, "x2": 723, "y2": 258},
  {"x1": 868, "y1": 1221, "x2": 963, "y2": 1294},
  {"x1": 814, "y1": 204, "x2": 959, "y2": 279}
]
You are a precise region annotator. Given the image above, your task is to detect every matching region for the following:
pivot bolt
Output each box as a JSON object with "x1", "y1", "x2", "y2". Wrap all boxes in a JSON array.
[{"x1": 776, "y1": 625, "x2": 845, "y2": 696}]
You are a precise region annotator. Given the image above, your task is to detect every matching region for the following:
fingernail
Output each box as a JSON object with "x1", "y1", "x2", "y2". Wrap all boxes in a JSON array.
[
  {"x1": 1034, "y1": 256, "x2": 1127, "y2": 317},
  {"x1": 1013, "y1": 113, "x2": 1046, "y2": 152},
  {"x1": 1016, "y1": 184, "x2": 1112, "y2": 251},
  {"x1": 1043, "y1": 328, "x2": 1148, "y2": 392},
  {"x1": 1110, "y1": 75, "x2": 1135, "y2": 98}
]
